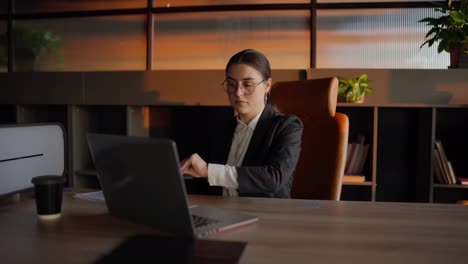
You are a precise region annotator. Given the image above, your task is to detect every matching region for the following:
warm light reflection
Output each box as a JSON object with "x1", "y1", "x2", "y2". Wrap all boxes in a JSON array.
[
  {"x1": 13, "y1": 0, "x2": 146, "y2": 13},
  {"x1": 316, "y1": 8, "x2": 449, "y2": 69},
  {"x1": 14, "y1": 15, "x2": 147, "y2": 71},
  {"x1": 143, "y1": 106, "x2": 150, "y2": 129},
  {"x1": 3, "y1": 2, "x2": 450, "y2": 71},
  {"x1": 154, "y1": 0, "x2": 309, "y2": 7},
  {"x1": 318, "y1": 0, "x2": 430, "y2": 2},
  {"x1": 153, "y1": 11, "x2": 310, "y2": 69}
]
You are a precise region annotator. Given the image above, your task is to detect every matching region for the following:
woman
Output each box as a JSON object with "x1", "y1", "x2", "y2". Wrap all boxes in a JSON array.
[{"x1": 180, "y1": 49, "x2": 303, "y2": 198}]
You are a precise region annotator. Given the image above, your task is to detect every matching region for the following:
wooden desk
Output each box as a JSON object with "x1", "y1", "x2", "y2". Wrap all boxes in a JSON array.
[{"x1": 1, "y1": 192, "x2": 468, "y2": 263}]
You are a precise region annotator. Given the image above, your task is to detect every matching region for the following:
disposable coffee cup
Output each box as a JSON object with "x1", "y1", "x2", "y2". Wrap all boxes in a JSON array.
[{"x1": 31, "y1": 175, "x2": 65, "y2": 220}]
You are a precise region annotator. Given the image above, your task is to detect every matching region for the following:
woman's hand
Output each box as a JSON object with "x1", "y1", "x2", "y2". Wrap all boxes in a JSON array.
[{"x1": 180, "y1": 153, "x2": 208, "y2": 178}]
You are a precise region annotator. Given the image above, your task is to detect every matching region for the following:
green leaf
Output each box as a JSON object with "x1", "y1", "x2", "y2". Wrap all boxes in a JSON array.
[
  {"x1": 358, "y1": 74, "x2": 368, "y2": 83},
  {"x1": 364, "y1": 87, "x2": 374, "y2": 94},
  {"x1": 450, "y1": 11, "x2": 464, "y2": 23},
  {"x1": 358, "y1": 85, "x2": 365, "y2": 95},
  {"x1": 338, "y1": 86, "x2": 346, "y2": 94},
  {"x1": 418, "y1": 17, "x2": 436, "y2": 23},
  {"x1": 338, "y1": 74, "x2": 374, "y2": 97},
  {"x1": 425, "y1": 27, "x2": 439, "y2": 38},
  {"x1": 420, "y1": 0, "x2": 468, "y2": 54}
]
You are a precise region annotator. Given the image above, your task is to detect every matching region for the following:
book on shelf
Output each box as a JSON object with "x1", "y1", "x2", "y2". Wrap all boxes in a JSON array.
[
  {"x1": 433, "y1": 149, "x2": 447, "y2": 184},
  {"x1": 435, "y1": 140, "x2": 455, "y2": 184},
  {"x1": 345, "y1": 142, "x2": 369, "y2": 175},
  {"x1": 345, "y1": 142, "x2": 357, "y2": 174},
  {"x1": 447, "y1": 161, "x2": 456, "y2": 183},
  {"x1": 343, "y1": 175, "x2": 366, "y2": 183},
  {"x1": 344, "y1": 143, "x2": 352, "y2": 173},
  {"x1": 355, "y1": 144, "x2": 370, "y2": 175},
  {"x1": 457, "y1": 177, "x2": 468, "y2": 185},
  {"x1": 346, "y1": 143, "x2": 361, "y2": 174}
]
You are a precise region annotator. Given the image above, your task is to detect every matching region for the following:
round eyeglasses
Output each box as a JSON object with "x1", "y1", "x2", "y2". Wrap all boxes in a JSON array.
[{"x1": 222, "y1": 79, "x2": 266, "y2": 95}]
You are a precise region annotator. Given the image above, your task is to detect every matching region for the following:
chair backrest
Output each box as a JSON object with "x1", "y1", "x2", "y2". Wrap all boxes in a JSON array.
[
  {"x1": 270, "y1": 77, "x2": 349, "y2": 200},
  {"x1": 0, "y1": 123, "x2": 65, "y2": 197}
]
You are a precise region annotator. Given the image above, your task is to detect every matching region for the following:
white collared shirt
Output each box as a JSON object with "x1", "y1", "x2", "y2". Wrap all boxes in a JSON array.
[{"x1": 207, "y1": 106, "x2": 264, "y2": 196}]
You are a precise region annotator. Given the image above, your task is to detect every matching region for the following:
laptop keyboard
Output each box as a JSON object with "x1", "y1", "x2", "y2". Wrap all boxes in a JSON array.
[{"x1": 191, "y1": 214, "x2": 220, "y2": 228}]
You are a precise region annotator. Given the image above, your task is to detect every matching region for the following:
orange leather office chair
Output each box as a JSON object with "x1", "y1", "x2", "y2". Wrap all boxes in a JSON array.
[{"x1": 270, "y1": 77, "x2": 349, "y2": 200}]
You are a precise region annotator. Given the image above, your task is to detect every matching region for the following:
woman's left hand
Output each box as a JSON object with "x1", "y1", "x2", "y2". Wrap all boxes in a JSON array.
[{"x1": 180, "y1": 153, "x2": 208, "y2": 178}]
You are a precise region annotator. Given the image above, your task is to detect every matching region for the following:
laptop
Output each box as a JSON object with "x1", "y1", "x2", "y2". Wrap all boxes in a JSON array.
[{"x1": 87, "y1": 133, "x2": 258, "y2": 238}]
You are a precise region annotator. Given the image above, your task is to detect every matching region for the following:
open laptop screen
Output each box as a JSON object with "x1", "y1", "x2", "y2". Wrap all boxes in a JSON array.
[{"x1": 87, "y1": 133, "x2": 257, "y2": 238}]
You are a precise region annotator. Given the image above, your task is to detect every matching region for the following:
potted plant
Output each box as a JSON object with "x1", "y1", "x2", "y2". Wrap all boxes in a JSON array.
[
  {"x1": 419, "y1": 0, "x2": 468, "y2": 68},
  {"x1": 0, "y1": 26, "x2": 61, "y2": 71},
  {"x1": 338, "y1": 74, "x2": 374, "y2": 103}
]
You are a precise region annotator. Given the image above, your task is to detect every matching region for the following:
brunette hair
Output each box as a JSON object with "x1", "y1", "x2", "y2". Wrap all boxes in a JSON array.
[{"x1": 226, "y1": 49, "x2": 272, "y2": 104}]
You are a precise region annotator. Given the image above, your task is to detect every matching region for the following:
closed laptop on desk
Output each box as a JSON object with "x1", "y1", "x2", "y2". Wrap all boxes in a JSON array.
[{"x1": 87, "y1": 133, "x2": 257, "y2": 238}]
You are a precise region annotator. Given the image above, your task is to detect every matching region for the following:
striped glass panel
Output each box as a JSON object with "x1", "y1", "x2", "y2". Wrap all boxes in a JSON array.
[
  {"x1": 13, "y1": 15, "x2": 146, "y2": 71},
  {"x1": 317, "y1": 0, "x2": 433, "y2": 2},
  {"x1": 153, "y1": 10, "x2": 310, "y2": 69},
  {"x1": 13, "y1": 0, "x2": 147, "y2": 13},
  {"x1": 154, "y1": 0, "x2": 309, "y2": 7},
  {"x1": 316, "y1": 8, "x2": 449, "y2": 69}
]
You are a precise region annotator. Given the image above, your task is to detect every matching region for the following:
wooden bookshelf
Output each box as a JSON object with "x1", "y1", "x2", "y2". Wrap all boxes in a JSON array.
[
  {"x1": 309, "y1": 68, "x2": 468, "y2": 203},
  {"x1": 433, "y1": 184, "x2": 468, "y2": 189},
  {"x1": 343, "y1": 181, "x2": 372, "y2": 186},
  {"x1": 1, "y1": 69, "x2": 467, "y2": 203}
]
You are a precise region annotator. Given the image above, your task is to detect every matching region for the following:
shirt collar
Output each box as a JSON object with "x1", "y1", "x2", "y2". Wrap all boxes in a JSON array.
[{"x1": 236, "y1": 105, "x2": 265, "y2": 131}]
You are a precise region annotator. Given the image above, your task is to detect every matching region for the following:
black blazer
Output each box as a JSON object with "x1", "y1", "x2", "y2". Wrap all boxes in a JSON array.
[{"x1": 187, "y1": 104, "x2": 303, "y2": 198}]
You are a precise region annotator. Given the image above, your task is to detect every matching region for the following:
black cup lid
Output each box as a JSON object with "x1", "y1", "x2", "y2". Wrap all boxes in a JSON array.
[{"x1": 31, "y1": 175, "x2": 65, "y2": 185}]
